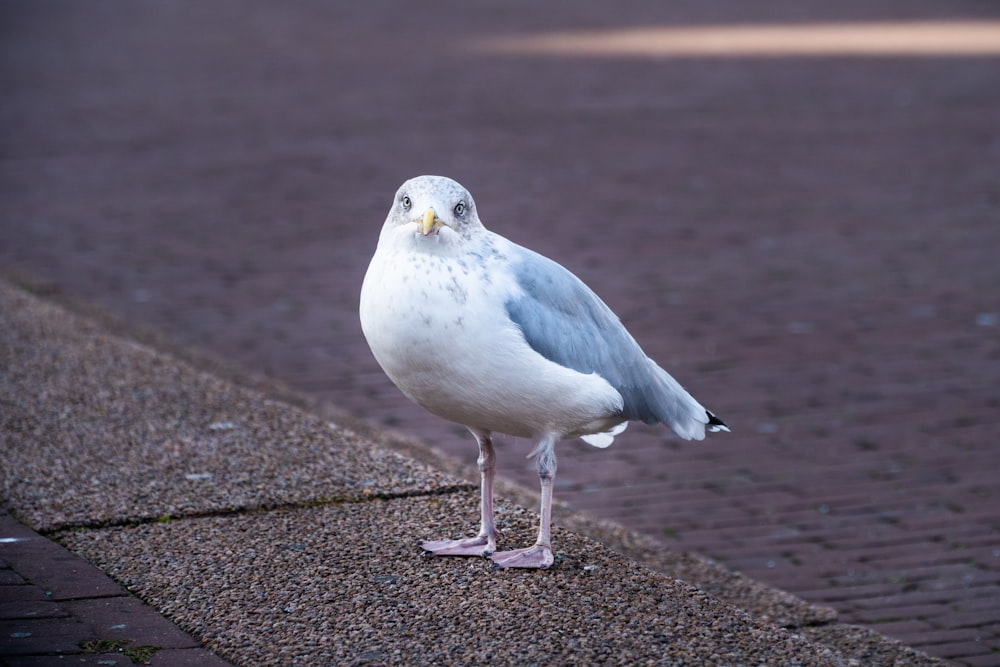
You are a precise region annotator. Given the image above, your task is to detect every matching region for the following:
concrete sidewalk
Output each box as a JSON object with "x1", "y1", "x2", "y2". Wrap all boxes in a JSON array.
[{"x1": 1, "y1": 280, "x2": 944, "y2": 663}]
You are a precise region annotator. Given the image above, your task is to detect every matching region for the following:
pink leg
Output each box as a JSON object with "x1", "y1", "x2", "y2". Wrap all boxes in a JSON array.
[
  {"x1": 421, "y1": 429, "x2": 497, "y2": 557},
  {"x1": 491, "y1": 436, "x2": 556, "y2": 569}
]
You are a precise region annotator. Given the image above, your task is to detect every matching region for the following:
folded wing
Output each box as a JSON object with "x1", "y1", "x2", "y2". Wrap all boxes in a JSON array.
[{"x1": 504, "y1": 245, "x2": 726, "y2": 441}]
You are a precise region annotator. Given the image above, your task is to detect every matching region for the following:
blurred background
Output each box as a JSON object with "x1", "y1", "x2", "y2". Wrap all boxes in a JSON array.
[{"x1": 2, "y1": 1, "x2": 998, "y2": 662}]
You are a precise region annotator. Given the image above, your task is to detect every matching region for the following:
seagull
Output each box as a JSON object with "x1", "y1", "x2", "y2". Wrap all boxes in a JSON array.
[{"x1": 360, "y1": 175, "x2": 728, "y2": 569}]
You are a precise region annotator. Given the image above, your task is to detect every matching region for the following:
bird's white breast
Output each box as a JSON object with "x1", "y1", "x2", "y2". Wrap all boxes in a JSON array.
[{"x1": 360, "y1": 227, "x2": 623, "y2": 439}]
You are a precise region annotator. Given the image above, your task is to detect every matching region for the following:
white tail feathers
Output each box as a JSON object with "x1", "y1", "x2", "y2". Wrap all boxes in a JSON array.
[{"x1": 580, "y1": 421, "x2": 628, "y2": 448}]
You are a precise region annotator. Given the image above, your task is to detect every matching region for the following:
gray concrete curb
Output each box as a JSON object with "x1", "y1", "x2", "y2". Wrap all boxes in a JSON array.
[{"x1": 1, "y1": 279, "x2": 942, "y2": 665}]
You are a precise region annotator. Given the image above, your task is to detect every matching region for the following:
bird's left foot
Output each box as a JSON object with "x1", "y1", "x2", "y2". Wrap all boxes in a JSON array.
[
  {"x1": 490, "y1": 545, "x2": 553, "y2": 569},
  {"x1": 420, "y1": 535, "x2": 495, "y2": 558}
]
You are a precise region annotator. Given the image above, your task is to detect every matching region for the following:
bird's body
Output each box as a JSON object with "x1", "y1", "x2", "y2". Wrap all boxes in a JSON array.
[
  {"x1": 360, "y1": 175, "x2": 727, "y2": 568},
  {"x1": 362, "y1": 227, "x2": 624, "y2": 441}
]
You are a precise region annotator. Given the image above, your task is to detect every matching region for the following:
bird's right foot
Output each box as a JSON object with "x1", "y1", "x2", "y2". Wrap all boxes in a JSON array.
[
  {"x1": 420, "y1": 535, "x2": 495, "y2": 558},
  {"x1": 489, "y1": 544, "x2": 554, "y2": 569}
]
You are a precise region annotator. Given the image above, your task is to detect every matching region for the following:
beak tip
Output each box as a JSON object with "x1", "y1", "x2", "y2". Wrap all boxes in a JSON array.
[{"x1": 421, "y1": 208, "x2": 442, "y2": 236}]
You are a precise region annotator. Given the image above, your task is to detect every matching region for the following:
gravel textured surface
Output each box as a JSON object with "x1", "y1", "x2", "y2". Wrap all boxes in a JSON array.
[
  {"x1": 1, "y1": 281, "x2": 464, "y2": 532},
  {"x1": 58, "y1": 495, "x2": 849, "y2": 667},
  {"x1": 2, "y1": 279, "x2": 943, "y2": 665}
]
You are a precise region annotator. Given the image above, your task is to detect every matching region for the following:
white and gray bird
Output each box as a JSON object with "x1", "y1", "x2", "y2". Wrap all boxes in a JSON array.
[{"x1": 360, "y1": 175, "x2": 728, "y2": 569}]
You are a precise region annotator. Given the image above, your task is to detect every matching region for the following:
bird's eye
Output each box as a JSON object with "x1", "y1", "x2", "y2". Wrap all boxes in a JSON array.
[
  {"x1": 401, "y1": 195, "x2": 412, "y2": 210},
  {"x1": 454, "y1": 202, "x2": 466, "y2": 217}
]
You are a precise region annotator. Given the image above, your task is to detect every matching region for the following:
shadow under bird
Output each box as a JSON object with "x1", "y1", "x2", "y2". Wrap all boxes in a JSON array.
[{"x1": 360, "y1": 175, "x2": 728, "y2": 569}]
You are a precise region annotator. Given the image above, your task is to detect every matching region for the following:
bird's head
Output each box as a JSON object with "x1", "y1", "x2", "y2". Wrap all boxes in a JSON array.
[{"x1": 385, "y1": 175, "x2": 481, "y2": 240}]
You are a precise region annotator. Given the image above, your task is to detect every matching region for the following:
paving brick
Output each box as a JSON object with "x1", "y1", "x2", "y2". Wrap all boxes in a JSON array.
[
  {"x1": 862, "y1": 619, "x2": 934, "y2": 641},
  {"x1": 916, "y1": 628, "x2": 999, "y2": 647},
  {"x1": 62, "y1": 597, "x2": 200, "y2": 650},
  {"x1": 850, "y1": 543, "x2": 982, "y2": 567},
  {"x1": 920, "y1": 640, "x2": 992, "y2": 659},
  {"x1": 939, "y1": 607, "x2": 1000, "y2": 630},
  {"x1": 3, "y1": 655, "x2": 131, "y2": 667},
  {"x1": 0, "y1": 617, "x2": 94, "y2": 655},
  {"x1": 971, "y1": 547, "x2": 1000, "y2": 571},
  {"x1": 852, "y1": 586, "x2": 996, "y2": 611},
  {"x1": 829, "y1": 563, "x2": 997, "y2": 588},
  {"x1": 0, "y1": 512, "x2": 233, "y2": 665},
  {"x1": 959, "y1": 654, "x2": 1000, "y2": 667},
  {"x1": 0, "y1": 599, "x2": 69, "y2": 620},
  {"x1": 0, "y1": 570, "x2": 26, "y2": 586},
  {"x1": 0, "y1": 587, "x2": 47, "y2": 605},
  {"x1": 3, "y1": 646, "x2": 232, "y2": 667},
  {"x1": 953, "y1": 595, "x2": 1000, "y2": 614},
  {"x1": 852, "y1": 603, "x2": 953, "y2": 625},
  {"x1": 0, "y1": 520, "x2": 125, "y2": 602},
  {"x1": 795, "y1": 582, "x2": 907, "y2": 604}
]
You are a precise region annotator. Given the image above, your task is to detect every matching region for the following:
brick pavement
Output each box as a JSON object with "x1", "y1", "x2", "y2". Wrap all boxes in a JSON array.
[
  {"x1": 2, "y1": 1, "x2": 999, "y2": 664},
  {"x1": 0, "y1": 508, "x2": 233, "y2": 665}
]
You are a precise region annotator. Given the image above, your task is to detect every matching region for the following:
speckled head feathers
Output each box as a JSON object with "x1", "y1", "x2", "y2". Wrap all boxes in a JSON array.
[{"x1": 386, "y1": 175, "x2": 481, "y2": 235}]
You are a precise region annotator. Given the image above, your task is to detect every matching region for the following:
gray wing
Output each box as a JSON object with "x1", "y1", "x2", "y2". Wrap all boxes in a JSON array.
[{"x1": 504, "y1": 245, "x2": 708, "y2": 432}]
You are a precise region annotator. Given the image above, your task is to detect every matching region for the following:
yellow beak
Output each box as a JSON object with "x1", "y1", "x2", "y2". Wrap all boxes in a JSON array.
[{"x1": 421, "y1": 208, "x2": 443, "y2": 236}]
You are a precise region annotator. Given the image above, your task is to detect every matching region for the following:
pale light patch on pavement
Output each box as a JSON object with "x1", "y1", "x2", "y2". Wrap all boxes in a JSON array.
[{"x1": 475, "y1": 21, "x2": 1000, "y2": 58}]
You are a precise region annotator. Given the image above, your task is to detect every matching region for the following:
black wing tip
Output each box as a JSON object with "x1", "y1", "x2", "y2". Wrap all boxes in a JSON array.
[{"x1": 706, "y1": 411, "x2": 730, "y2": 433}]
